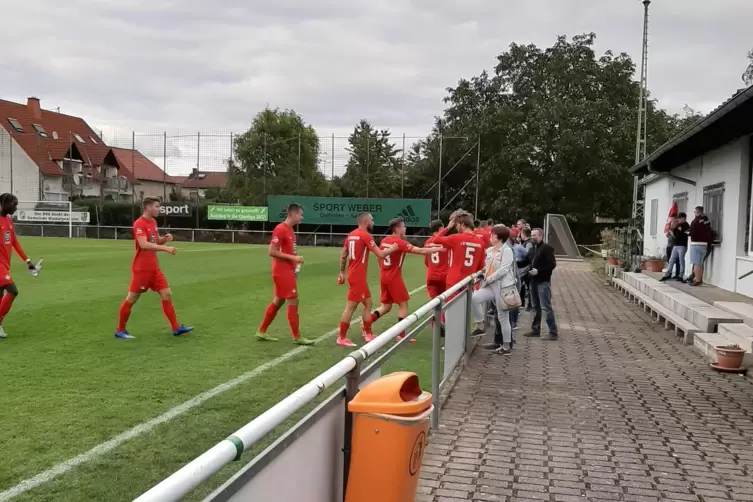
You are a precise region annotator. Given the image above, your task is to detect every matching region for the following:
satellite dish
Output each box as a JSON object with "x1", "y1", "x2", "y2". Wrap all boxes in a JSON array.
[
  {"x1": 72, "y1": 173, "x2": 81, "y2": 185},
  {"x1": 52, "y1": 131, "x2": 59, "y2": 139}
]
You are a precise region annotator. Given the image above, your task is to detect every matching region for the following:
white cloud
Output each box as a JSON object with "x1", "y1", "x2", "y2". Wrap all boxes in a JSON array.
[{"x1": 1, "y1": 0, "x2": 750, "y2": 176}]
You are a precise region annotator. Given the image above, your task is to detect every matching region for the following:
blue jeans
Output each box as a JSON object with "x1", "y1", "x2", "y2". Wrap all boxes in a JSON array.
[
  {"x1": 530, "y1": 281, "x2": 558, "y2": 336},
  {"x1": 664, "y1": 246, "x2": 686, "y2": 279}
]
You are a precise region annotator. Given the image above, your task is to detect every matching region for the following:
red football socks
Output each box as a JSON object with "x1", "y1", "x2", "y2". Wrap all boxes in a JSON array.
[
  {"x1": 338, "y1": 321, "x2": 350, "y2": 339},
  {"x1": 117, "y1": 300, "x2": 133, "y2": 331},
  {"x1": 259, "y1": 302, "x2": 282, "y2": 333},
  {"x1": 0, "y1": 293, "x2": 16, "y2": 325},
  {"x1": 370, "y1": 311, "x2": 381, "y2": 324},
  {"x1": 287, "y1": 305, "x2": 300, "y2": 339},
  {"x1": 161, "y1": 299, "x2": 179, "y2": 331},
  {"x1": 362, "y1": 318, "x2": 374, "y2": 334}
]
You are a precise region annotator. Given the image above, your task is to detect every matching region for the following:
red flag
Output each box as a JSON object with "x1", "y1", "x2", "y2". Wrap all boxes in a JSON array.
[{"x1": 663, "y1": 201, "x2": 678, "y2": 233}]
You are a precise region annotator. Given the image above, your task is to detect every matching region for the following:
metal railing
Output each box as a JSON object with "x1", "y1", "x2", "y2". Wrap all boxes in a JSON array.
[
  {"x1": 133, "y1": 274, "x2": 478, "y2": 502},
  {"x1": 15, "y1": 223, "x2": 434, "y2": 247}
]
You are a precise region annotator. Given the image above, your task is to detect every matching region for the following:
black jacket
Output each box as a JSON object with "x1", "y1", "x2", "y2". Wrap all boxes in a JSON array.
[{"x1": 527, "y1": 242, "x2": 556, "y2": 283}]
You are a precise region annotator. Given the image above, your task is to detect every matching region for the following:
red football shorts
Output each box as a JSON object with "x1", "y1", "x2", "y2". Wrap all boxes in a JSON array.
[
  {"x1": 0, "y1": 268, "x2": 12, "y2": 288},
  {"x1": 129, "y1": 269, "x2": 169, "y2": 293},
  {"x1": 273, "y1": 274, "x2": 298, "y2": 299},
  {"x1": 380, "y1": 277, "x2": 410, "y2": 305},
  {"x1": 426, "y1": 279, "x2": 447, "y2": 299},
  {"x1": 347, "y1": 279, "x2": 371, "y2": 303}
]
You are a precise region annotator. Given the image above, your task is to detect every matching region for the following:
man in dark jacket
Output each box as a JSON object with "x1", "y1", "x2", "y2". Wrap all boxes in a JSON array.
[{"x1": 524, "y1": 228, "x2": 558, "y2": 339}]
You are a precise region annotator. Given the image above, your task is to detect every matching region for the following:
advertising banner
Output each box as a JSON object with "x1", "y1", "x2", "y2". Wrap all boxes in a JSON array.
[
  {"x1": 16, "y1": 210, "x2": 91, "y2": 223},
  {"x1": 267, "y1": 196, "x2": 431, "y2": 227},
  {"x1": 207, "y1": 205, "x2": 268, "y2": 221}
]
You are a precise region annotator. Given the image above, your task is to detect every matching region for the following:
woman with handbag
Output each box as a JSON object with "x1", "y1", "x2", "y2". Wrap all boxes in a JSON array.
[{"x1": 470, "y1": 225, "x2": 519, "y2": 355}]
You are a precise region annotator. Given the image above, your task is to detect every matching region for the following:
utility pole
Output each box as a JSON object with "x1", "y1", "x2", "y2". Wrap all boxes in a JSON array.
[{"x1": 632, "y1": 0, "x2": 650, "y2": 226}]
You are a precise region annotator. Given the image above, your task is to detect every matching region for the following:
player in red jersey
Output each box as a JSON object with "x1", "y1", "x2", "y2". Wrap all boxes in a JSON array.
[
  {"x1": 115, "y1": 197, "x2": 192, "y2": 339},
  {"x1": 369, "y1": 218, "x2": 443, "y2": 342},
  {"x1": 255, "y1": 203, "x2": 313, "y2": 345},
  {"x1": 336, "y1": 212, "x2": 399, "y2": 347},
  {"x1": 431, "y1": 210, "x2": 485, "y2": 289},
  {"x1": 0, "y1": 194, "x2": 39, "y2": 339},
  {"x1": 424, "y1": 219, "x2": 449, "y2": 299},
  {"x1": 473, "y1": 219, "x2": 492, "y2": 249}
]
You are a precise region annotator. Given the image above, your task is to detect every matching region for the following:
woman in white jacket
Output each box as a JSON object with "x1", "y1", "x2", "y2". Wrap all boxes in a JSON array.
[{"x1": 471, "y1": 225, "x2": 516, "y2": 355}]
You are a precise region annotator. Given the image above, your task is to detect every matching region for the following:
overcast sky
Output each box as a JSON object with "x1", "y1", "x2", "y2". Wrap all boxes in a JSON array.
[{"x1": 1, "y1": 0, "x2": 751, "y2": 175}]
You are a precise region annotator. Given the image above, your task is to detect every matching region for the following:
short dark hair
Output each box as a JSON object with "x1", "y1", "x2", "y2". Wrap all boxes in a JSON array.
[
  {"x1": 678, "y1": 212, "x2": 687, "y2": 219},
  {"x1": 695, "y1": 206, "x2": 703, "y2": 212},
  {"x1": 429, "y1": 219, "x2": 444, "y2": 233},
  {"x1": 357, "y1": 212, "x2": 370, "y2": 223},
  {"x1": 521, "y1": 227, "x2": 531, "y2": 238},
  {"x1": 0, "y1": 193, "x2": 18, "y2": 206},
  {"x1": 455, "y1": 211, "x2": 474, "y2": 229},
  {"x1": 491, "y1": 224, "x2": 509, "y2": 242},
  {"x1": 486, "y1": 219, "x2": 493, "y2": 226},
  {"x1": 286, "y1": 203, "x2": 303, "y2": 214},
  {"x1": 388, "y1": 217, "x2": 404, "y2": 233},
  {"x1": 473, "y1": 219, "x2": 481, "y2": 228},
  {"x1": 142, "y1": 197, "x2": 160, "y2": 208}
]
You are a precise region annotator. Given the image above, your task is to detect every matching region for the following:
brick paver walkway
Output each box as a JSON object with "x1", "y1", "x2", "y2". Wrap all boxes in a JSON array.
[{"x1": 419, "y1": 261, "x2": 753, "y2": 502}]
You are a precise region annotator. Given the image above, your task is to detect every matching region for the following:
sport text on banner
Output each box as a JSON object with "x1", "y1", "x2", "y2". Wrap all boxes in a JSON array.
[
  {"x1": 159, "y1": 203, "x2": 192, "y2": 217},
  {"x1": 15, "y1": 210, "x2": 91, "y2": 223},
  {"x1": 267, "y1": 196, "x2": 431, "y2": 227},
  {"x1": 207, "y1": 205, "x2": 268, "y2": 221}
]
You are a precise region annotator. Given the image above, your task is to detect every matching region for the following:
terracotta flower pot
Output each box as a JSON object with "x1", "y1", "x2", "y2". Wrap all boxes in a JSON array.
[
  {"x1": 646, "y1": 259, "x2": 664, "y2": 273},
  {"x1": 607, "y1": 257, "x2": 619, "y2": 265},
  {"x1": 715, "y1": 346, "x2": 745, "y2": 369}
]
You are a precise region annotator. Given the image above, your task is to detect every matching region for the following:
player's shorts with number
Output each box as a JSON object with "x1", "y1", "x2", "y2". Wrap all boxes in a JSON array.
[
  {"x1": 426, "y1": 280, "x2": 447, "y2": 299},
  {"x1": 129, "y1": 269, "x2": 169, "y2": 293},
  {"x1": 273, "y1": 273, "x2": 298, "y2": 299},
  {"x1": 380, "y1": 278, "x2": 410, "y2": 304},
  {"x1": 347, "y1": 279, "x2": 371, "y2": 303},
  {"x1": 0, "y1": 268, "x2": 13, "y2": 287}
]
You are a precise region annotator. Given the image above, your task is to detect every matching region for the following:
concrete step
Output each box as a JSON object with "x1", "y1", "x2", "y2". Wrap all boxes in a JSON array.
[
  {"x1": 622, "y1": 273, "x2": 741, "y2": 331},
  {"x1": 693, "y1": 331, "x2": 753, "y2": 366},
  {"x1": 717, "y1": 323, "x2": 753, "y2": 353},
  {"x1": 714, "y1": 301, "x2": 753, "y2": 328}
]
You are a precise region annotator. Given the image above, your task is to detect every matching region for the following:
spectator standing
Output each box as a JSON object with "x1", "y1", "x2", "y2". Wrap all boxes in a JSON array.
[
  {"x1": 664, "y1": 216, "x2": 676, "y2": 275},
  {"x1": 470, "y1": 225, "x2": 515, "y2": 355},
  {"x1": 508, "y1": 228, "x2": 524, "y2": 332},
  {"x1": 518, "y1": 227, "x2": 534, "y2": 311},
  {"x1": 660, "y1": 213, "x2": 689, "y2": 282},
  {"x1": 686, "y1": 206, "x2": 713, "y2": 286},
  {"x1": 524, "y1": 228, "x2": 558, "y2": 339}
]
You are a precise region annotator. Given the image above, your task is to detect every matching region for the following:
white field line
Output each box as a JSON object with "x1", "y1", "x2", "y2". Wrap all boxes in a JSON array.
[{"x1": 0, "y1": 285, "x2": 427, "y2": 502}]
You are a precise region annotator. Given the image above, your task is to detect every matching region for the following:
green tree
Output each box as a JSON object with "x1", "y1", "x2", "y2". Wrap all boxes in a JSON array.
[
  {"x1": 227, "y1": 108, "x2": 329, "y2": 205},
  {"x1": 337, "y1": 119, "x2": 401, "y2": 198},
  {"x1": 404, "y1": 33, "x2": 698, "y2": 222},
  {"x1": 743, "y1": 48, "x2": 753, "y2": 86}
]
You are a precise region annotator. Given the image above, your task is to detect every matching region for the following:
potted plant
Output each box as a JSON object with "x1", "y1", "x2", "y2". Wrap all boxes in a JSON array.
[
  {"x1": 715, "y1": 344, "x2": 745, "y2": 369},
  {"x1": 642, "y1": 249, "x2": 666, "y2": 273}
]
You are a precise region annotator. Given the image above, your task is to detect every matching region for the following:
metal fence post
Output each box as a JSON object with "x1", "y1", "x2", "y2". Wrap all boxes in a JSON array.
[
  {"x1": 464, "y1": 283, "x2": 474, "y2": 364},
  {"x1": 431, "y1": 303, "x2": 442, "y2": 430},
  {"x1": 342, "y1": 354, "x2": 363, "y2": 501}
]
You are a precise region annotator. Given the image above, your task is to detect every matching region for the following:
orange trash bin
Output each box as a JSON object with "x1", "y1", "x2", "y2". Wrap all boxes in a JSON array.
[{"x1": 345, "y1": 371, "x2": 434, "y2": 502}]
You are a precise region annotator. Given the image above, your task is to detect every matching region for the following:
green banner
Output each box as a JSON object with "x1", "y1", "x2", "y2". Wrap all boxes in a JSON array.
[
  {"x1": 267, "y1": 196, "x2": 431, "y2": 227},
  {"x1": 207, "y1": 205, "x2": 268, "y2": 221}
]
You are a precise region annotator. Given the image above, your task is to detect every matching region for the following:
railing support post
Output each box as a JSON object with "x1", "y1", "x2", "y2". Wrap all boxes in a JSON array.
[
  {"x1": 342, "y1": 356, "x2": 362, "y2": 501},
  {"x1": 464, "y1": 282, "x2": 474, "y2": 364},
  {"x1": 431, "y1": 302, "x2": 442, "y2": 430}
]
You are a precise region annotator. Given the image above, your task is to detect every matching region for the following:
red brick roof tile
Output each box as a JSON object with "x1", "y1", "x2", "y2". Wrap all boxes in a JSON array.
[
  {"x1": 181, "y1": 171, "x2": 227, "y2": 189},
  {"x1": 0, "y1": 98, "x2": 110, "y2": 177},
  {"x1": 109, "y1": 147, "x2": 178, "y2": 184}
]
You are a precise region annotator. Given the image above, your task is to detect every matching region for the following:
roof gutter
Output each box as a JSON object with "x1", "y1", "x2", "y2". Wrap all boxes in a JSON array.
[
  {"x1": 629, "y1": 84, "x2": 753, "y2": 175},
  {"x1": 637, "y1": 161, "x2": 696, "y2": 186}
]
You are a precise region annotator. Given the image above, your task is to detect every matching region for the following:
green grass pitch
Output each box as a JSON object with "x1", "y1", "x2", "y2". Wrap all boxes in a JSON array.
[{"x1": 0, "y1": 237, "x2": 439, "y2": 502}]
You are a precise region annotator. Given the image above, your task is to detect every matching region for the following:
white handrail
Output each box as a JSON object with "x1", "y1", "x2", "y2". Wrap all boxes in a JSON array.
[{"x1": 133, "y1": 274, "x2": 476, "y2": 502}]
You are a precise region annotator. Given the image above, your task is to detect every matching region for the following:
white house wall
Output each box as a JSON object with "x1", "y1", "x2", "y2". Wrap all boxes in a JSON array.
[
  {"x1": 0, "y1": 127, "x2": 41, "y2": 202},
  {"x1": 642, "y1": 138, "x2": 749, "y2": 293}
]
